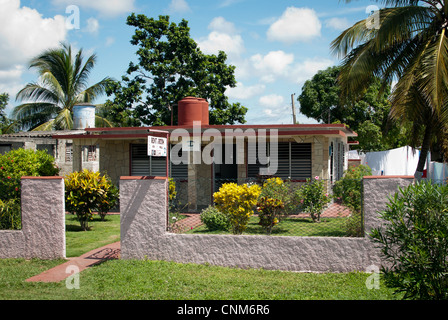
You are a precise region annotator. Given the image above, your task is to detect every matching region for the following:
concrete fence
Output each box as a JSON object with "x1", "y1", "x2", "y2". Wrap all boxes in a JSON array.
[
  {"x1": 0, "y1": 177, "x2": 66, "y2": 259},
  {"x1": 120, "y1": 175, "x2": 414, "y2": 273}
]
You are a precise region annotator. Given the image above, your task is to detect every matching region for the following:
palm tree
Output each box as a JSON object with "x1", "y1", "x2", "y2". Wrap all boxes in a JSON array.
[
  {"x1": 14, "y1": 43, "x2": 113, "y2": 131},
  {"x1": 331, "y1": 0, "x2": 448, "y2": 178}
]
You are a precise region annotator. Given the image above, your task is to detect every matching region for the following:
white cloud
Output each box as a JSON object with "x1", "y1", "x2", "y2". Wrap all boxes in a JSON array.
[
  {"x1": 250, "y1": 51, "x2": 294, "y2": 82},
  {"x1": 85, "y1": 17, "x2": 99, "y2": 34},
  {"x1": 226, "y1": 82, "x2": 266, "y2": 100},
  {"x1": 52, "y1": 0, "x2": 135, "y2": 17},
  {"x1": 259, "y1": 94, "x2": 284, "y2": 108},
  {"x1": 197, "y1": 17, "x2": 244, "y2": 59},
  {"x1": 0, "y1": 0, "x2": 68, "y2": 103},
  {"x1": 267, "y1": 7, "x2": 321, "y2": 44},
  {"x1": 167, "y1": 0, "x2": 191, "y2": 14},
  {"x1": 208, "y1": 17, "x2": 238, "y2": 34},
  {"x1": 325, "y1": 17, "x2": 350, "y2": 31},
  {"x1": 289, "y1": 58, "x2": 334, "y2": 84}
]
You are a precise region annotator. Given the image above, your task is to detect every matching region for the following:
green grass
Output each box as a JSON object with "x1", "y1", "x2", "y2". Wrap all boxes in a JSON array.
[
  {"x1": 0, "y1": 212, "x2": 403, "y2": 300},
  {"x1": 0, "y1": 258, "x2": 402, "y2": 300},
  {"x1": 65, "y1": 214, "x2": 120, "y2": 257},
  {"x1": 188, "y1": 216, "x2": 351, "y2": 237}
]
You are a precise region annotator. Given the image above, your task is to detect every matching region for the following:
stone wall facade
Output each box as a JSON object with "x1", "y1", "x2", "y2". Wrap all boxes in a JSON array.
[
  {"x1": 0, "y1": 177, "x2": 66, "y2": 259},
  {"x1": 120, "y1": 175, "x2": 414, "y2": 272}
]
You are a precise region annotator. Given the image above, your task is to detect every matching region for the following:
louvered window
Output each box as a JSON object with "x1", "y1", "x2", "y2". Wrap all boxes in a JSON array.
[
  {"x1": 248, "y1": 142, "x2": 311, "y2": 180},
  {"x1": 131, "y1": 144, "x2": 187, "y2": 178}
]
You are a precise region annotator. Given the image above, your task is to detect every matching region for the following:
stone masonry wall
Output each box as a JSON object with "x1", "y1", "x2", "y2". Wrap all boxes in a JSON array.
[
  {"x1": 120, "y1": 175, "x2": 414, "y2": 272},
  {"x1": 0, "y1": 177, "x2": 66, "y2": 259}
]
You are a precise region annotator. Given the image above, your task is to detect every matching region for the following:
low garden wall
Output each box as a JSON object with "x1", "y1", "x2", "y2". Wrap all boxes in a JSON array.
[
  {"x1": 120, "y1": 175, "x2": 414, "y2": 272},
  {"x1": 0, "y1": 177, "x2": 66, "y2": 259}
]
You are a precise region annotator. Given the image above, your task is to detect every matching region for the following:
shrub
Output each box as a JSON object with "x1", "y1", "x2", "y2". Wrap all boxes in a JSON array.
[
  {"x1": 370, "y1": 181, "x2": 448, "y2": 300},
  {"x1": 0, "y1": 199, "x2": 21, "y2": 230},
  {"x1": 333, "y1": 164, "x2": 372, "y2": 213},
  {"x1": 200, "y1": 206, "x2": 230, "y2": 231},
  {"x1": 256, "y1": 196, "x2": 285, "y2": 235},
  {"x1": 96, "y1": 177, "x2": 119, "y2": 221},
  {"x1": 295, "y1": 176, "x2": 330, "y2": 223},
  {"x1": 260, "y1": 177, "x2": 297, "y2": 214},
  {"x1": 0, "y1": 148, "x2": 59, "y2": 201},
  {"x1": 214, "y1": 182, "x2": 261, "y2": 235},
  {"x1": 333, "y1": 165, "x2": 372, "y2": 237},
  {"x1": 65, "y1": 169, "x2": 119, "y2": 230}
]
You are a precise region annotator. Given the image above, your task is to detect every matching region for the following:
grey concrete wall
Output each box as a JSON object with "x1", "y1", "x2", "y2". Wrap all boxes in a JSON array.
[
  {"x1": 0, "y1": 177, "x2": 66, "y2": 259},
  {"x1": 120, "y1": 176, "x2": 414, "y2": 272}
]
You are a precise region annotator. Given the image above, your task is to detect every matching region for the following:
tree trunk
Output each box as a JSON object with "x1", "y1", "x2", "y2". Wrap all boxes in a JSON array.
[{"x1": 415, "y1": 124, "x2": 432, "y2": 180}]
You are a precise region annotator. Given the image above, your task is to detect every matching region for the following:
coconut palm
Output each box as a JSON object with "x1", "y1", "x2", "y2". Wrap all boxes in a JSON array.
[
  {"x1": 13, "y1": 43, "x2": 113, "y2": 131},
  {"x1": 331, "y1": 0, "x2": 448, "y2": 178}
]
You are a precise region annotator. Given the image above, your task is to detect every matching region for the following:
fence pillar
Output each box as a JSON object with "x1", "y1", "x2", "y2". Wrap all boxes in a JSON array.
[{"x1": 0, "y1": 177, "x2": 66, "y2": 259}]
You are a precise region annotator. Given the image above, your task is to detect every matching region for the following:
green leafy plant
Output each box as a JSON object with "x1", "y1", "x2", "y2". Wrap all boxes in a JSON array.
[
  {"x1": 256, "y1": 196, "x2": 285, "y2": 235},
  {"x1": 0, "y1": 199, "x2": 21, "y2": 230},
  {"x1": 370, "y1": 181, "x2": 448, "y2": 300},
  {"x1": 214, "y1": 183, "x2": 261, "y2": 235},
  {"x1": 259, "y1": 177, "x2": 297, "y2": 215},
  {"x1": 96, "y1": 176, "x2": 119, "y2": 221},
  {"x1": 200, "y1": 206, "x2": 230, "y2": 232},
  {"x1": 296, "y1": 176, "x2": 331, "y2": 223},
  {"x1": 65, "y1": 169, "x2": 119, "y2": 231},
  {"x1": 333, "y1": 165, "x2": 372, "y2": 236},
  {"x1": 0, "y1": 148, "x2": 59, "y2": 201}
]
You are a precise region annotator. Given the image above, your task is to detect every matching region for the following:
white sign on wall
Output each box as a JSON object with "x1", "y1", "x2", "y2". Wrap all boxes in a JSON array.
[{"x1": 148, "y1": 136, "x2": 167, "y2": 157}]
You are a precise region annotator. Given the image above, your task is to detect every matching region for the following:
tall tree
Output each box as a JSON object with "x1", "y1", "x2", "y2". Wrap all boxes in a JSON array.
[
  {"x1": 14, "y1": 43, "x2": 113, "y2": 131},
  {"x1": 298, "y1": 66, "x2": 408, "y2": 151},
  {"x1": 104, "y1": 14, "x2": 247, "y2": 127},
  {"x1": 331, "y1": 0, "x2": 448, "y2": 178}
]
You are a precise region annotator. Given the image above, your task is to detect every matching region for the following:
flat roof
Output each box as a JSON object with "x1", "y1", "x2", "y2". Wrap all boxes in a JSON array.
[{"x1": 53, "y1": 123, "x2": 358, "y2": 140}]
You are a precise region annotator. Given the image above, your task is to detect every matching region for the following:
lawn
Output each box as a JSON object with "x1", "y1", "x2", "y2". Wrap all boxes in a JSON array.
[
  {"x1": 0, "y1": 258, "x2": 401, "y2": 300},
  {"x1": 0, "y1": 212, "x2": 402, "y2": 300},
  {"x1": 188, "y1": 216, "x2": 352, "y2": 237},
  {"x1": 65, "y1": 214, "x2": 120, "y2": 257}
]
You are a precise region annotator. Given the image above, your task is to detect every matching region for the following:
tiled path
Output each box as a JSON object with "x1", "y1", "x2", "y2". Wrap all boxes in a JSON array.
[{"x1": 26, "y1": 241, "x2": 120, "y2": 283}]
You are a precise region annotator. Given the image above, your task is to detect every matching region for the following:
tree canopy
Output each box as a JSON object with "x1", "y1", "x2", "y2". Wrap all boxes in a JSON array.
[
  {"x1": 331, "y1": 0, "x2": 448, "y2": 175},
  {"x1": 104, "y1": 14, "x2": 247, "y2": 127},
  {"x1": 298, "y1": 66, "x2": 409, "y2": 151},
  {"x1": 13, "y1": 43, "x2": 112, "y2": 131}
]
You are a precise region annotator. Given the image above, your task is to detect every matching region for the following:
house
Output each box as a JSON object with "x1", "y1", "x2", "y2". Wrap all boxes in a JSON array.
[
  {"x1": 0, "y1": 130, "x2": 99, "y2": 176},
  {"x1": 55, "y1": 97, "x2": 358, "y2": 211}
]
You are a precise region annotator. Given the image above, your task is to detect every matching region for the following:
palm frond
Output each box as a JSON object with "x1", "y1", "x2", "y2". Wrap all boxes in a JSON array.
[
  {"x1": 32, "y1": 119, "x2": 56, "y2": 131},
  {"x1": 95, "y1": 114, "x2": 113, "y2": 128}
]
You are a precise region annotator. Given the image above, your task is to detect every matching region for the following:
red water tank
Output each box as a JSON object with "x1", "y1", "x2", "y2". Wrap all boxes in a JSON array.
[
  {"x1": 178, "y1": 97, "x2": 208, "y2": 126},
  {"x1": 198, "y1": 98, "x2": 209, "y2": 125}
]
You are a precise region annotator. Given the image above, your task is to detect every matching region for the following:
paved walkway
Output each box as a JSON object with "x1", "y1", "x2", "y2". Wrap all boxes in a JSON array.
[{"x1": 26, "y1": 241, "x2": 121, "y2": 283}]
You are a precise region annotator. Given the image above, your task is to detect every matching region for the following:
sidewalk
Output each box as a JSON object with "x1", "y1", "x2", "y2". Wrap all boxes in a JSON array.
[{"x1": 26, "y1": 241, "x2": 120, "y2": 283}]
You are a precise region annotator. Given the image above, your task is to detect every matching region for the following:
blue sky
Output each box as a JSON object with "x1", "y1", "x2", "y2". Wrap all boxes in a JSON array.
[{"x1": 0, "y1": 0, "x2": 380, "y2": 125}]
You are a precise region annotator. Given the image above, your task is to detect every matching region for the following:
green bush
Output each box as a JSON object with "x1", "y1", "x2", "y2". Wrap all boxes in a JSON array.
[
  {"x1": 0, "y1": 199, "x2": 21, "y2": 230},
  {"x1": 200, "y1": 206, "x2": 230, "y2": 232},
  {"x1": 296, "y1": 176, "x2": 331, "y2": 223},
  {"x1": 0, "y1": 148, "x2": 59, "y2": 201},
  {"x1": 370, "y1": 181, "x2": 448, "y2": 300},
  {"x1": 65, "y1": 169, "x2": 119, "y2": 231}
]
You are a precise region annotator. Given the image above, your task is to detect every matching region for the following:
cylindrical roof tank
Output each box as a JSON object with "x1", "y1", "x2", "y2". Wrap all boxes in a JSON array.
[
  {"x1": 198, "y1": 98, "x2": 209, "y2": 126},
  {"x1": 73, "y1": 103, "x2": 95, "y2": 129},
  {"x1": 178, "y1": 97, "x2": 203, "y2": 126}
]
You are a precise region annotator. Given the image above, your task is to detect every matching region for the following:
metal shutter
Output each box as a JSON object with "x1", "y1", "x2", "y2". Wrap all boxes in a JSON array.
[
  {"x1": 131, "y1": 144, "x2": 150, "y2": 176},
  {"x1": 290, "y1": 143, "x2": 311, "y2": 180}
]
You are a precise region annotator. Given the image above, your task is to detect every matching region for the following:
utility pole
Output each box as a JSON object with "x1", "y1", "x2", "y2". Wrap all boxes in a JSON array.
[{"x1": 291, "y1": 93, "x2": 297, "y2": 124}]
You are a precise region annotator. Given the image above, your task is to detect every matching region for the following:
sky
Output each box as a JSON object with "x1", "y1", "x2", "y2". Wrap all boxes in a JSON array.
[{"x1": 0, "y1": 0, "x2": 381, "y2": 126}]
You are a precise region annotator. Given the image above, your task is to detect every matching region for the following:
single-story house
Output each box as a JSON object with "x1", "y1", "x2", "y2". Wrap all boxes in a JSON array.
[
  {"x1": 55, "y1": 97, "x2": 358, "y2": 211},
  {"x1": 0, "y1": 130, "x2": 99, "y2": 176}
]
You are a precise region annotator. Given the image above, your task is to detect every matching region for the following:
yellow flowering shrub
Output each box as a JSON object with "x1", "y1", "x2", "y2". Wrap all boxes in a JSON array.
[{"x1": 213, "y1": 183, "x2": 261, "y2": 235}]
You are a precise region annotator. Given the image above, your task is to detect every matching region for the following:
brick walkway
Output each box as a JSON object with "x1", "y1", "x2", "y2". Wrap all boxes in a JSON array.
[{"x1": 26, "y1": 241, "x2": 120, "y2": 283}]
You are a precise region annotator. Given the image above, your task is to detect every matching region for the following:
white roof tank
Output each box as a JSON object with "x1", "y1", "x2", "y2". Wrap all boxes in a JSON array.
[{"x1": 73, "y1": 104, "x2": 95, "y2": 129}]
